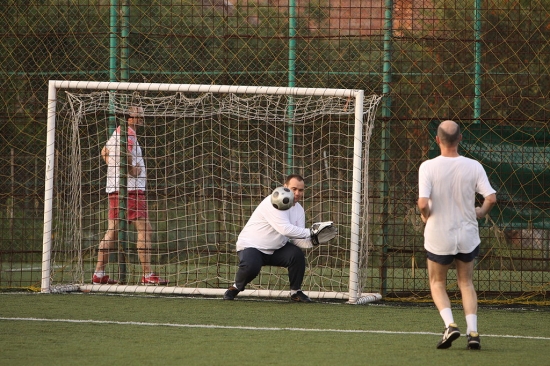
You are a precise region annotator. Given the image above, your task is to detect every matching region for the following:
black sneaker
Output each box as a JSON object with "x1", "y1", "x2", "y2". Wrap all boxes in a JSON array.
[
  {"x1": 467, "y1": 331, "x2": 481, "y2": 350},
  {"x1": 290, "y1": 290, "x2": 312, "y2": 303},
  {"x1": 223, "y1": 286, "x2": 240, "y2": 300},
  {"x1": 436, "y1": 323, "x2": 461, "y2": 349}
]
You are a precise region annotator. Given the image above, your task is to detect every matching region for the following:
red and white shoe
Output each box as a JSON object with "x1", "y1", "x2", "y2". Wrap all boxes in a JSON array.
[
  {"x1": 140, "y1": 273, "x2": 168, "y2": 285},
  {"x1": 92, "y1": 274, "x2": 118, "y2": 284}
]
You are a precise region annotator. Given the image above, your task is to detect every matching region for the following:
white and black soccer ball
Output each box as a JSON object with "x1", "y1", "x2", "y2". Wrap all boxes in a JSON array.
[{"x1": 271, "y1": 186, "x2": 294, "y2": 210}]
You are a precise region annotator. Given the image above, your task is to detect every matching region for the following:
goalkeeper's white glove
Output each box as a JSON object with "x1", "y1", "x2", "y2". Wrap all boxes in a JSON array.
[{"x1": 310, "y1": 221, "x2": 338, "y2": 246}]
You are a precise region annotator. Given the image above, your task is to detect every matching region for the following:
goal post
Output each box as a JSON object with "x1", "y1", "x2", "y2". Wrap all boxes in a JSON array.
[{"x1": 41, "y1": 80, "x2": 383, "y2": 303}]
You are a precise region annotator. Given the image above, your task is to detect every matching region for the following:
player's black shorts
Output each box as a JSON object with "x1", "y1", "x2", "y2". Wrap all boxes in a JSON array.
[{"x1": 427, "y1": 245, "x2": 480, "y2": 265}]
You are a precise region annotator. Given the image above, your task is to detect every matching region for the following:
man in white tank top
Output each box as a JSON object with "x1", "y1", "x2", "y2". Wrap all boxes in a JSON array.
[
  {"x1": 418, "y1": 120, "x2": 496, "y2": 350},
  {"x1": 92, "y1": 106, "x2": 168, "y2": 286}
]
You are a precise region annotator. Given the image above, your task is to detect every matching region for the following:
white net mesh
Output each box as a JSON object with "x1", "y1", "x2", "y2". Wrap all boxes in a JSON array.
[{"x1": 46, "y1": 85, "x2": 382, "y2": 299}]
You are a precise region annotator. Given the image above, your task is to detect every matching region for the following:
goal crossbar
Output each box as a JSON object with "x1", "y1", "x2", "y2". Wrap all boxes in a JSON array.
[{"x1": 49, "y1": 80, "x2": 363, "y2": 98}]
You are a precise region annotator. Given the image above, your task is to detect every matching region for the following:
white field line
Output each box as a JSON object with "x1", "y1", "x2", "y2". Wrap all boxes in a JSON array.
[
  {"x1": 3, "y1": 265, "x2": 64, "y2": 272},
  {"x1": 1, "y1": 317, "x2": 549, "y2": 341}
]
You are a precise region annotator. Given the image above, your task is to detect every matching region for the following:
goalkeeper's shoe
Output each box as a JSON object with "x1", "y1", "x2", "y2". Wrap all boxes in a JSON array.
[
  {"x1": 467, "y1": 332, "x2": 481, "y2": 350},
  {"x1": 436, "y1": 323, "x2": 461, "y2": 349},
  {"x1": 92, "y1": 274, "x2": 117, "y2": 284},
  {"x1": 224, "y1": 286, "x2": 240, "y2": 300},
  {"x1": 290, "y1": 290, "x2": 312, "y2": 303},
  {"x1": 140, "y1": 273, "x2": 169, "y2": 285}
]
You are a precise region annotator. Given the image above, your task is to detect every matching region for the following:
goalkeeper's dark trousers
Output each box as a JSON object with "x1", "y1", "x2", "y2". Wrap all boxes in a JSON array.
[{"x1": 234, "y1": 245, "x2": 306, "y2": 291}]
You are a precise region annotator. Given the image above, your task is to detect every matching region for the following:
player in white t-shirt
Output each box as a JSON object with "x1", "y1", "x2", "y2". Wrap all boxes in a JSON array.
[
  {"x1": 418, "y1": 120, "x2": 496, "y2": 350},
  {"x1": 224, "y1": 174, "x2": 315, "y2": 302},
  {"x1": 92, "y1": 106, "x2": 168, "y2": 286}
]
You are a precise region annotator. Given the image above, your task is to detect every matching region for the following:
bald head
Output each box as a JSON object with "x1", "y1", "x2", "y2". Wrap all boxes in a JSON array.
[{"x1": 437, "y1": 120, "x2": 461, "y2": 146}]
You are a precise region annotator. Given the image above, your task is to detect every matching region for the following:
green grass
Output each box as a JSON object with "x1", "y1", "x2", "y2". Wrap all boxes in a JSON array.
[{"x1": 1, "y1": 293, "x2": 549, "y2": 366}]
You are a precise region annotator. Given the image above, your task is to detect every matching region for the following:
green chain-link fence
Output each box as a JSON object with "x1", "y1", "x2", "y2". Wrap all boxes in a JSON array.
[{"x1": 1, "y1": 0, "x2": 548, "y2": 303}]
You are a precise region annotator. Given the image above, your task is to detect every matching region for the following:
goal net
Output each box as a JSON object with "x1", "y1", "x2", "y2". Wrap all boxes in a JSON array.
[{"x1": 42, "y1": 80, "x2": 382, "y2": 302}]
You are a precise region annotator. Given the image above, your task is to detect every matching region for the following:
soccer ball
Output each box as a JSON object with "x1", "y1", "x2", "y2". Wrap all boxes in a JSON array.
[{"x1": 271, "y1": 186, "x2": 294, "y2": 210}]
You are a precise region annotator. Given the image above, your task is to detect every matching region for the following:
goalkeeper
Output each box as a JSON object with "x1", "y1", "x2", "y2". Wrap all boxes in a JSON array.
[{"x1": 224, "y1": 174, "x2": 337, "y2": 302}]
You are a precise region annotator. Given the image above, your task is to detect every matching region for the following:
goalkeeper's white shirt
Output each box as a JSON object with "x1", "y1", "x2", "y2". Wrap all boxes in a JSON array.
[
  {"x1": 418, "y1": 155, "x2": 495, "y2": 255},
  {"x1": 236, "y1": 195, "x2": 311, "y2": 254},
  {"x1": 104, "y1": 126, "x2": 146, "y2": 193}
]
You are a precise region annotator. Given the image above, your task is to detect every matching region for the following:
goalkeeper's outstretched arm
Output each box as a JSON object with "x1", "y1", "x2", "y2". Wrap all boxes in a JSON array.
[
  {"x1": 290, "y1": 238, "x2": 314, "y2": 249},
  {"x1": 291, "y1": 222, "x2": 338, "y2": 248}
]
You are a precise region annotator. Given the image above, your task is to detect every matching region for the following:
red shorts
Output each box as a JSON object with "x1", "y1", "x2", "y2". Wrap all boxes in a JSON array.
[{"x1": 108, "y1": 191, "x2": 148, "y2": 221}]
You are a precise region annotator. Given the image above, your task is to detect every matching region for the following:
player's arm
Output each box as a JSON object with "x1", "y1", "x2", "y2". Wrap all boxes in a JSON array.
[
  {"x1": 287, "y1": 209, "x2": 313, "y2": 249},
  {"x1": 101, "y1": 142, "x2": 139, "y2": 176},
  {"x1": 475, "y1": 193, "x2": 496, "y2": 219},
  {"x1": 417, "y1": 197, "x2": 430, "y2": 223},
  {"x1": 127, "y1": 163, "x2": 141, "y2": 177},
  {"x1": 417, "y1": 163, "x2": 431, "y2": 223},
  {"x1": 289, "y1": 238, "x2": 313, "y2": 249},
  {"x1": 475, "y1": 165, "x2": 497, "y2": 219},
  {"x1": 101, "y1": 146, "x2": 110, "y2": 164},
  {"x1": 268, "y1": 212, "x2": 311, "y2": 239},
  {"x1": 272, "y1": 203, "x2": 337, "y2": 245},
  {"x1": 288, "y1": 223, "x2": 338, "y2": 248},
  {"x1": 102, "y1": 130, "x2": 119, "y2": 165},
  {"x1": 126, "y1": 141, "x2": 142, "y2": 177}
]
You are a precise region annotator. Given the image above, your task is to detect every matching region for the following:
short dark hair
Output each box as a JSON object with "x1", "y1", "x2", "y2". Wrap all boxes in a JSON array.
[
  {"x1": 285, "y1": 174, "x2": 304, "y2": 185},
  {"x1": 437, "y1": 123, "x2": 461, "y2": 145}
]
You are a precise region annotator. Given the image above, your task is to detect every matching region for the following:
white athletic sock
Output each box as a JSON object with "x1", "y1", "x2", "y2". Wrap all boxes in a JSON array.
[
  {"x1": 94, "y1": 271, "x2": 105, "y2": 278},
  {"x1": 439, "y1": 308, "x2": 455, "y2": 327},
  {"x1": 466, "y1": 314, "x2": 478, "y2": 334}
]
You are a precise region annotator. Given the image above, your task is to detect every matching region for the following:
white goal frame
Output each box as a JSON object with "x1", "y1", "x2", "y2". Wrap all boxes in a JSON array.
[{"x1": 42, "y1": 80, "x2": 381, "y2": 303}]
